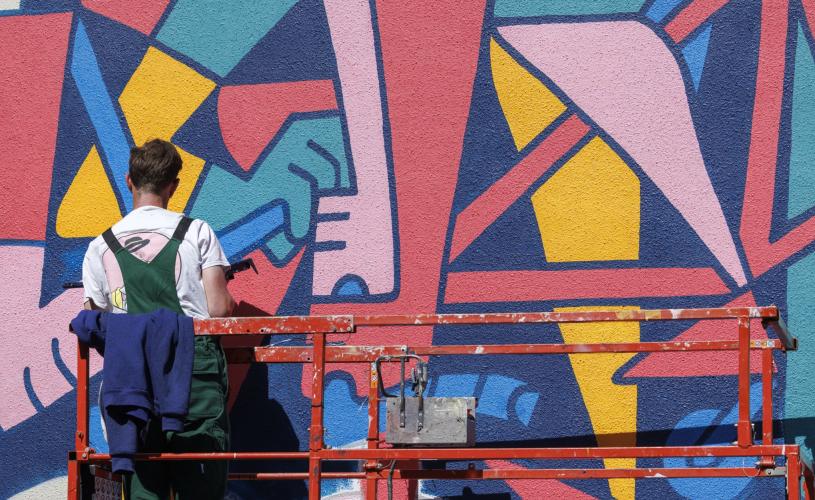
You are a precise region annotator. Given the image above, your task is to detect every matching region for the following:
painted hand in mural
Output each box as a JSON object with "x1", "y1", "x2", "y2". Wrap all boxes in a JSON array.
[
  {"x1": 190, "y1": 116, "x2": 353, "y2": 263},
  {"x1": 0, "y1": 247, "x2": 93, "y2": 430}
]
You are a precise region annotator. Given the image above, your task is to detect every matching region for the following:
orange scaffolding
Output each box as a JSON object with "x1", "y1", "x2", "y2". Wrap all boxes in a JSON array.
[{"x1": 68, "y1": 306, "x2": 815, "y2": 499}]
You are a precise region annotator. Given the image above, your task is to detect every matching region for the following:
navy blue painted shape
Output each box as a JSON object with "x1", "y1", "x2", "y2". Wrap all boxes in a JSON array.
[
  {"x1": 223, "y1": 0, "x2": 338, "y2": 85},
  {"x1": 691, "y1": 0, "x2": 760, "y2": 239},
  {"x1": 80, "y1": 8, "x2": 150, "y2": 98},
  {"x1": 173, "y1": 90, "x2": 241, "y2": 171}
]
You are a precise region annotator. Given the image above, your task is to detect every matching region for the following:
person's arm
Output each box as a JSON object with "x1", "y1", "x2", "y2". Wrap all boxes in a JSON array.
[
  {"x1": 202, "y1": 266, "x2": 236, "y2": 317},
  {"x1": 84, "y1": 298, "x2": 103, "y2": 310},
  {"x1": 82, "y1": 241, "x2": 111, "y2": 311},
  {"x1": 197, "y1": 219, "x2": 236, "y2": 317}
]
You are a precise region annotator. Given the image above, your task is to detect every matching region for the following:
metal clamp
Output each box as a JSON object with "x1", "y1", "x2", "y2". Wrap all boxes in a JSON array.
[{"x1": 374, "y1": 354, "x2": 428, "y2": 430}]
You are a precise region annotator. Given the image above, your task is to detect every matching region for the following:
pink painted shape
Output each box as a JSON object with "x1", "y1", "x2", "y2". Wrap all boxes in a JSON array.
[
  {"x1": 0, "y1": 246, "x2": 94, "y2": 430},
  {"x1": 625, "y1": 291, "x2": 774, "y2": 378},
  {"x1": 307, "y1": 0, "x2": 486, "y2": 396},
  {"x1": 498, "y1": 21, "x2": 747, "y2": 286},
  {"x1": 313, "y1": 0, "x2": 395, "y2": 296},
  {"x1": 486, "y1": 460, "x2": 597, "y2": 499},
  {"x1": 0, "y1": 13, "x2": 71, "y2": 240},
  {"x1": 81, "y1": 0, "x2": 169, "y2": 35},
  {"x1": 218, "y1": 80, "x2": 337, "y2": 170}
]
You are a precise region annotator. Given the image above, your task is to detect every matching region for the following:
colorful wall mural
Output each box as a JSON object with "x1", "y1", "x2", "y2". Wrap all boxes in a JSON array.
[{"x1": 1, "y1": 0, "x2": 814, "y2": 498}]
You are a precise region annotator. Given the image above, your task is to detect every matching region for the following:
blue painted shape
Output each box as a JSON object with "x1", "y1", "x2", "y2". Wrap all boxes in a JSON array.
[
  {"x1": 682, "y1": 24, "x2": 712, "y2": 91},
  {"x1": 70, "y1": 20, "x2": 132, "y2": 211},
  {"x1": 59, "y1": 246, "x2": 86, "y2": 277},
  {"x1": 332, "y1": 275, "x2": 370, "y2": 298},
  {"x1": 321, "y1": 479, "x2": 355, "y2": 498},
  {"x1": 216, "y1": 205, "x2": 284, "y2": 260},
  {"x1": 434, "y1": 374, "x2": 479, "y2": 397},
  {"x1": 52, "y1": 338, "x2": 76, "y2": 387},
  {"x1": 191, "y1": 116, "x2": 350, "y2": 263},
  {"x1": 337, "y1": 279, "x2": 363, "y2": 296},
  {"x1": 664, "y1": 382, "x2": 762, "y2": 498},
  {"x1": 645, "y1": 0, "x2": 685, "y2": 22},
  {"x1": 323, "y1": 379, "x2": 367, "y2": 448},
  {"x1": 785, "y1": 250, "x2": 815, "y2": 465},
  {"x1": 494, "y1": 0, "x2": 646, "y2": 16},
  {"x1": 157, "y1": 0, "x2": 299, "y2": 77},
  {"x1": 788, "y1": 23, "x2": 815, "y2": 219},
  {"x1": 514, "y1": 392, "x2": 539, "y2": 426},
  {"x1": 478, "y1": 375, "x2": 525, "y2": 420},
  {"x1": 89, "y1": 405, "x2": 109, "y2": 453},
  {"x1": 23, "y1": 367, "x2": 44, "y2": 412}
]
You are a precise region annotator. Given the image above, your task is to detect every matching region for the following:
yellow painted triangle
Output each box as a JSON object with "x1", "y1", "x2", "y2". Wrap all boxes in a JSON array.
[
  {"x1": 490, "y1": 38, "x2": 566, "y2": 151},
  {"x1": 56, "y1": 146, "x2": 123, "y2": 238},
  {"x1": 557, "y1": 306, "x2": 639, "y2": 500},
  {"x1": 168, "y1": 147, "x2": 205, "y2": 213}
]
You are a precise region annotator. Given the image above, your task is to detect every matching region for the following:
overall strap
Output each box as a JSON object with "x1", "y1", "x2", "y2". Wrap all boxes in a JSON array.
[
  {"x1": 102, "y1": 228, "x2": 124, "y2": 253},
  {"x1": 172, "y1": 216, "x2": 194, "y2": 242}
]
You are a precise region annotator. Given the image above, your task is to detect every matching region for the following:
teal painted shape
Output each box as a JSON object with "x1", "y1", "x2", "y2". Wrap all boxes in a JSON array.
[
  {"x1": 788, "y1": 23, "x2": 815, "y2": 219},
  {"x1": 682, "y1": 24, "x2": 712, "y2": 91},
  {"x1": 785, "y1": 250, "x2": 815, "y2": 466},
  {"x1": 190, "y1": 116, "x2": 350, "y2": 261},
  {"x1": 494, "y1": 0, "x2": 646, "y2": 16},
  {"x1": 157, "y1": 0, "x2": 298, "y2": 77}
]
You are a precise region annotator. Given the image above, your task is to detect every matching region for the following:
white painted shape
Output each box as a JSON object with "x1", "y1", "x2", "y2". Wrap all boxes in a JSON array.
[{"x1": 10, "y1": 476, "x2": 67, "y2": 499}]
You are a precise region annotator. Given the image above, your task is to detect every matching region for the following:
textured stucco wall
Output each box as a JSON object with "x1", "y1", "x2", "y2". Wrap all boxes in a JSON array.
[{"x1": 1, "y1": 0, "x2": 814, "y2": 498}]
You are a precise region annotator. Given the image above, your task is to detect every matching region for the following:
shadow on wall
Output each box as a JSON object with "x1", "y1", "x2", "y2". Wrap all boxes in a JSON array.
[
  {"x1": 228, "y1": 363, "x2": 308, "y2": 499},
  {"x1": 226, "y1": 299, "x2": 309, "y2": 499},
  {"x1": 476, "y1": 418, "x2": 814, "y2": 451}
]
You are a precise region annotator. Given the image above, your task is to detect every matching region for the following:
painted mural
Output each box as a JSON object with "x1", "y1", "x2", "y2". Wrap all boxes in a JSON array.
[{"x1": 1, "y1": 0, "x2": 814, "y2": 498}]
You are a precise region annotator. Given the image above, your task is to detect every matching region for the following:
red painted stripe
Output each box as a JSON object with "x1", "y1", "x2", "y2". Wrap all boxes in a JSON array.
[
  {"x1": 444, "y1": 267, "x2": 729, "y2": 303},
  {"x1": 624, "y1": 292, "x2": 777, "y2": 378},
  {"x1": 448, "y1": 114, "x2": 590, "y2": 262},
  {"x1": 738, "y1": 0, "x2": 812, "y2": 278},
  {"x1": 804, "y1": 0, "x2": 815, "y2": 38},
  {"x1": 665, "y1": 0, "x2": 730, "y2": 43},
  {"x1": 0, "y1": 13, "x2": 72, "y2": 240}
]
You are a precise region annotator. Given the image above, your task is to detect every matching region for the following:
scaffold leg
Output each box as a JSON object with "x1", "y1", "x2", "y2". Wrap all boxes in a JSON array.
[
  {"x1": 309, "y1": 456, "x2": 322, "y2": 500},
  {"x1": 803, "y1": 462, "x2": 814, "y2": 500},
  {"x1": 67, "y1": 455, "x2": 80, "y2": 500},
  {"x1": 405, "y1": 460, "x2": 420, "y2": 500},
  {"x1": 789, "y1": 448, "x2": 802, "y2": 500}
]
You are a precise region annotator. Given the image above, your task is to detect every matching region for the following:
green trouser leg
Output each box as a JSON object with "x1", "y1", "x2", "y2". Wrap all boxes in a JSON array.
[{"x1": 125, "y1": 337, "x2": 229, "y2": 500}]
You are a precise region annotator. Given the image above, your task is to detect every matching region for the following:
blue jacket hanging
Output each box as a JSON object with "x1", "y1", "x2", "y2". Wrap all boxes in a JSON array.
[{"x1": 70, "y1": 309, "x2": 195, "y2": 473}]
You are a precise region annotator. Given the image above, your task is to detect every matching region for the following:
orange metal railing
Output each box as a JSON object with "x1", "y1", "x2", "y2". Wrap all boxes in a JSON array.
[{"x1": 68, "y1": 306, "x2": 814, "y2": 499}]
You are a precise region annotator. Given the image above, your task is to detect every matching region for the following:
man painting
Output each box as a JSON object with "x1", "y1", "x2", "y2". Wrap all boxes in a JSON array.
[{"x1": 82, "y1": 138, "x2": 235, "y2": 499}]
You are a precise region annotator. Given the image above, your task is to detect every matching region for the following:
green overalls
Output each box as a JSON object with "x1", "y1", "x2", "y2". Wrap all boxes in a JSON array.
[{"x1": 102, "y1": 217, "x2": 229, "y2": 500}]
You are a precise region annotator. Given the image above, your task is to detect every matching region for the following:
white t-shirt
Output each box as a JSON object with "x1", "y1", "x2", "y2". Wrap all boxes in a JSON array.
[{"x1": 82, "y1": 206, "x2": 229, "y2": 319}]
